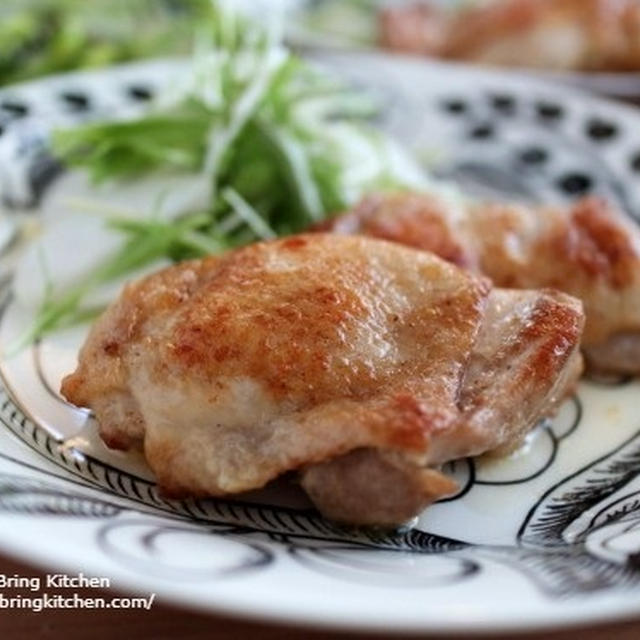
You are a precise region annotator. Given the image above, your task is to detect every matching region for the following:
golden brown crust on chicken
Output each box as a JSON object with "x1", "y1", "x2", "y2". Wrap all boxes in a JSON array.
[
  {"x1": 469, "y1": 197, "x2": 640, "y2": 358},
  {"x1": 448, "y1": 288, "x2": 584, "y2": 459},
  {"x1": 323, "y1": 193, "x2": 640, "y2": 374},
  {"x1": 62, "y1": 234, "x2": 584, "y2": 526},
  {"x1": 380, "y1": 0, "x2": 640, "y2": 72},
  {"x1": 315, "y1": 192, "x2": 473, "y2": 268}
]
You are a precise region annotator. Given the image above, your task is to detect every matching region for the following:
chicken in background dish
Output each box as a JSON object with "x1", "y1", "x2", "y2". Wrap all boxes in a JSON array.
[
  {"x1": 61, "y1": 234, "x2": 583, "y2": 526},
  {"x1": 380, "y1": 0, "x2": 640, "y2": 72},
  {"x1": 320, "y1": 193, "x2": 640, "y2": 375}
]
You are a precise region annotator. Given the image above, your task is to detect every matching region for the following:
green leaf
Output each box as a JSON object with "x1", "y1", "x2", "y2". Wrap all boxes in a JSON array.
[{"x1": 18, "y1": 1, "x2": 427, "y2": 347}]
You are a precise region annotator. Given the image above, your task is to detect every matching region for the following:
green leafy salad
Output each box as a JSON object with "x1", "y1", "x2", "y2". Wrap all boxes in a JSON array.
[{"x1": 18, "y1": 1, "x2": 429, "y2": 348}]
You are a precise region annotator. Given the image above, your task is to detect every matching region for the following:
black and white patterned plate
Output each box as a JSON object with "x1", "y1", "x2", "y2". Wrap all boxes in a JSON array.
[{"x1": 0, "y1": 53, "x2": 640, "y2": 633}]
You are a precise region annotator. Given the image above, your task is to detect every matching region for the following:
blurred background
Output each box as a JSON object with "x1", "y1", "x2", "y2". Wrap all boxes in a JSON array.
[
  {"x1": 3, "y1": 0, "x2": 640, "y2": 100},
  {"x1": 0, "y1": 0, "x2": 210, "y2": 86}
]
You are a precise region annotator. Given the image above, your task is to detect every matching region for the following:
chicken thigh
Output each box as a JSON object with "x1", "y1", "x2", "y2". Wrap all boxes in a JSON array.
[
  {"x1": 62, "y1": 234, "x2": 584, "y2": 526},
  {"x1": 321, "y1": 193, "x2": 640, "y2": 375}
]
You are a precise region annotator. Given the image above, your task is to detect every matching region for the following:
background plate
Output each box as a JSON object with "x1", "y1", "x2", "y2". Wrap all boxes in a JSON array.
[{"x1": 288, "y1": 0, "x2": 640, "y2": 101}]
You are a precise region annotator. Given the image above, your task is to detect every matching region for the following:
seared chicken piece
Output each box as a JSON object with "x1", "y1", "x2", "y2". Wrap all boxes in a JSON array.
[
  {"x1": 380, "y1": 0, "x2": 640, "y2": 72},
  {"x1": 321, "y1": 193, "x2": 640, "y2": 375},
  {"x1": 303, "y1": 286, "x2": 584, "y2": 524},
  {"x1": 62, "y1": 234, "x2": 583, "y2": 526}
]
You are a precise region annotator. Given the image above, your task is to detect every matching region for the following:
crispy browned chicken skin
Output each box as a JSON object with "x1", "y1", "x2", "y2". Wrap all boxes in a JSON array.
[
  {"x1": 321, "y1": 193, "x2": 640, "y2": 375},
  {"x1": 62, "y1": 234, "x2": 583, "y2": 526},
  {"x1": 380, "y1": 0, "x2": 640, "y2": 72}
]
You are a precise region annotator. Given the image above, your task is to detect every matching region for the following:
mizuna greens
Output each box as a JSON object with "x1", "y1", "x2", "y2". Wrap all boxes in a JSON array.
[{"x1": 19, "y1": 2, "x2": 427, "y2": 347}]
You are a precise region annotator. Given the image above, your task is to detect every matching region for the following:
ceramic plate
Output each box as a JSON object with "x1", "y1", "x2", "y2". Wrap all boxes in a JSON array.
[{"x1": 1, "y1": 52, "x2": 640, "y2": 634}]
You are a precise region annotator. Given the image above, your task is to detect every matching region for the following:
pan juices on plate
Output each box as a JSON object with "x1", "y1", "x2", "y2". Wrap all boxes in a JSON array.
[{"x1": 62, "y1": 234, "x2": 584, "y2": 526}]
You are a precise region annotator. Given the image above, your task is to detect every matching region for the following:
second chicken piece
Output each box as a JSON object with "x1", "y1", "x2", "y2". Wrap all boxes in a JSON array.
[{"x1": 320, "y1": 193, "x2": 640, "y2": 375}]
